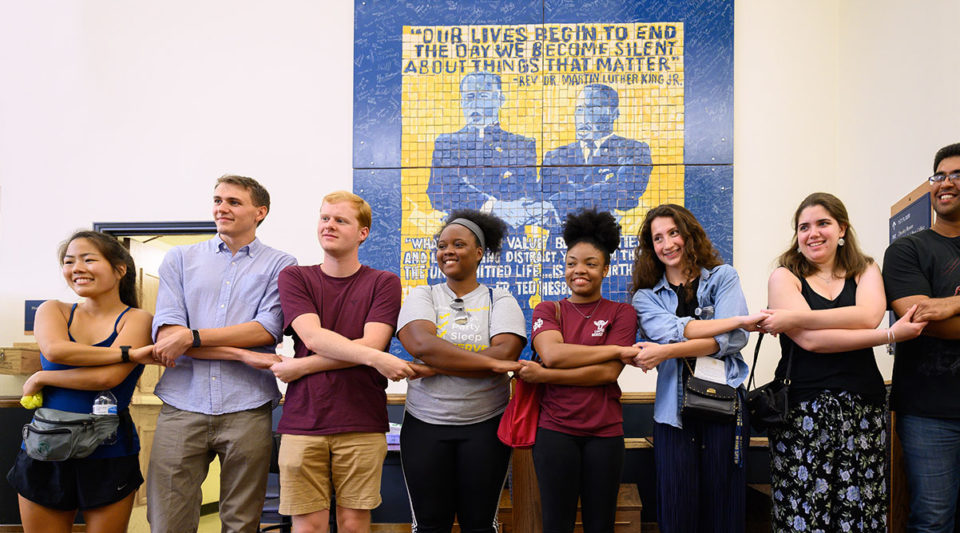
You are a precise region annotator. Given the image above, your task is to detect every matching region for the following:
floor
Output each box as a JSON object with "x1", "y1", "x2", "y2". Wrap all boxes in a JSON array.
[{"x1": 125, "y1": 506, "x2": 221, "y2": 532}]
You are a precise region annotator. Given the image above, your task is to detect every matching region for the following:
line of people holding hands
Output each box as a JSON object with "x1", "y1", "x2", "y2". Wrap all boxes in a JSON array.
[{"x1": 10, "y1": 142, "x2": 960, "y2": 533}]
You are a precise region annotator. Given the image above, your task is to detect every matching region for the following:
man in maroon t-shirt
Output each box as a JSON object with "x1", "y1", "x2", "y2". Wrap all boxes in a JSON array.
[{"x1": 271, "y1": 190, "x2": 414, "y2": 533}]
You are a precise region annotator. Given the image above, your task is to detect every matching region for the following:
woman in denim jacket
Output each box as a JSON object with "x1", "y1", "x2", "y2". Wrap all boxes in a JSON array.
[{"x1": 627, "y1": 204, "x2": 763, "y2": 533}]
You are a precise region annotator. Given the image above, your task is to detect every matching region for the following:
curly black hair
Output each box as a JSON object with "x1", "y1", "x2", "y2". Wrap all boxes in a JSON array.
[
  {"x1": 562, "y1": 208, "x2": 621, "y2": 265},
  {"x1": 441, "y1": 209, "x2": 508, "y2": 255}
]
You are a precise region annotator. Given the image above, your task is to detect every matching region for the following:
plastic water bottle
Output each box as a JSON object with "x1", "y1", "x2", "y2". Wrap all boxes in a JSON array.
[
  {"x1": 93, "y1": 390, "x2": 119, "y2": 444},
  {"x1": 92, "y1": 390, "x2": 118, "y2": 415}
]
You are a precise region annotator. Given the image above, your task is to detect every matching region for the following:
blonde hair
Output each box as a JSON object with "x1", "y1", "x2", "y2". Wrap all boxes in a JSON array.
[{"x1": 322, "y1": 190, "x2": 372, "y2": 230}]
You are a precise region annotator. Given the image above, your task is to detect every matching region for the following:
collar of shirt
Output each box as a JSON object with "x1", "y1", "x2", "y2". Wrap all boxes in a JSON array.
[
  {"x1": 652, "y1": 266, "x2": 713, "y2": 293},
  {"x1": 213, "y1": 234, "x2": 260, "y2": 258}
]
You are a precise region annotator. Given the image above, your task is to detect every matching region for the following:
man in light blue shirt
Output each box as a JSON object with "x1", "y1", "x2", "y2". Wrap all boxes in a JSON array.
[{"x1": 147, "y1": 175, "x2": 297, "y2": 533}]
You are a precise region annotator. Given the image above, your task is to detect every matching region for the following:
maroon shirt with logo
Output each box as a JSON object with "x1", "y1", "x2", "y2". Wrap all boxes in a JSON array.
[
  {"x1": 277, "y1": 264, "x2": 401, "y2": 435},
  {"x1": 531, "y1": 298, "x2": 637, "y2": 437}
]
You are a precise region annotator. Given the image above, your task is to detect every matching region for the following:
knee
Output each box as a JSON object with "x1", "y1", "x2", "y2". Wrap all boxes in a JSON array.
[
  {"x1": 292, "y1": 511, "x2": 330, "y2": 533},
  {"x1": 336, "y1": 508, "x2": 371, "y2": 533}
]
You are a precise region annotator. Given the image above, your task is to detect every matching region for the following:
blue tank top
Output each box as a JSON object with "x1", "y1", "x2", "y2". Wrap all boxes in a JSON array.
[{"x1": 37, "y1": 304, "x2": 144, "y2": 458}]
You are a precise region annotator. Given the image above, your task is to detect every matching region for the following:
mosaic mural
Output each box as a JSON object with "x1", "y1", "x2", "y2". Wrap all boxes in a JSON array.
[{"x1": 354, "y1": 0, "x2": 733, "y2": 356}]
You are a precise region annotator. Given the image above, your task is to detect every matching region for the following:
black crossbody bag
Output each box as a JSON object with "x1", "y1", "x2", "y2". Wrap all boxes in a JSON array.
[{"x1": 745, "y1": 333, "x2": 792, "y2": 431}]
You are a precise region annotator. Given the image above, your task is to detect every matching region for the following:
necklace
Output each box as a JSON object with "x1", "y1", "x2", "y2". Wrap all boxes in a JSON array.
[
  {"x1": 567, "y1": 298, "x2": 602, "y2": 319},
  {"x1": 813, "y1": 272, "x2": 842, "y2": 283}
]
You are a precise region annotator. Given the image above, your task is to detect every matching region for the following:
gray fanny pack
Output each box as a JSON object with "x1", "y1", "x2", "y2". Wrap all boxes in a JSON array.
[{"x1": 22, "y1": 408, "x2": 119, "y2": 461}]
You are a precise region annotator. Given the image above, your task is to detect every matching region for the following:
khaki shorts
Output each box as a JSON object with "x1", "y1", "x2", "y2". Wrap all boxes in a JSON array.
[{"x1": 277, "y1": 432, "x2": 387, "y2": 515}]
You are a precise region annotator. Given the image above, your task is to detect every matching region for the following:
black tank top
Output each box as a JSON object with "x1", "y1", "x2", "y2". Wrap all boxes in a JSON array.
[{"x1": 775, "y1": 277, "x2": 885, "y2": 406}]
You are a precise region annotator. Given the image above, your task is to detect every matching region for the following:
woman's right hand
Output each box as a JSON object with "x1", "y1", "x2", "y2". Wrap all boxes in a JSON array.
[
  {"x1": 740, "y1": 311, "x2": 771, "y2": 332},
  {"x1": 22, "y1": 372, "x2": 45, "y2": 397},
  {"x1": 130, "y1": 345, "x2": 158, "y2": 365},
  {"x1": 890, "y1": 304, "x2": 927, "y2": 343}
]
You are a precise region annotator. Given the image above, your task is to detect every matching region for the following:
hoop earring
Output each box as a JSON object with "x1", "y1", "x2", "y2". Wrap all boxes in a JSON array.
[{"x1": 838, "y1": 237, "x2": 845, "y2": 247}]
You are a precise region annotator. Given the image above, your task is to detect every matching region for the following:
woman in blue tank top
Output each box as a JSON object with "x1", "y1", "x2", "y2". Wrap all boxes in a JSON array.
[
  {"x1": 7, "y1": 231, "x2": 154, "y2": 533},
  {"x1": 760, "y1": 193, "x2": 926, "y2": 532}
]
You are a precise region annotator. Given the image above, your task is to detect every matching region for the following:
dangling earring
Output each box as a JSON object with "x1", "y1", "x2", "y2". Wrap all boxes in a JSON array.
[
  {"x1": 838, "y1": 237, "x2": 845, "y2": 247},
  {"x1": 796, "y1": 246, "x2": 801, "y2": 253}
]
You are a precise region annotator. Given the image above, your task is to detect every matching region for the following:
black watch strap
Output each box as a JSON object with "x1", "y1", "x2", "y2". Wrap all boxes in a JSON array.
[
  {"x1": 120, "y1": 345, "x2": 131, "y2": 363},
  {"x1": 192, "y1": 329, "x2": 202, "y2": 348}
]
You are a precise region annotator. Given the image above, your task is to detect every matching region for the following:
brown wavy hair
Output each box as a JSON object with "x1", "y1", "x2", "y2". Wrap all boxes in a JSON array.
[
  {"x1": 630, "y1": 204, "x2": 722, "y2": 300},
  {"x1": 777, "y1": 192, "x2": 872, "y2": 279}
]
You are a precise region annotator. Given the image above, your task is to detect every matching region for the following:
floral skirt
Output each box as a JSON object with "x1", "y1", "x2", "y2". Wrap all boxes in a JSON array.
[{"x1": 768, "y1": 390, "x2": 887, "y2": 532}]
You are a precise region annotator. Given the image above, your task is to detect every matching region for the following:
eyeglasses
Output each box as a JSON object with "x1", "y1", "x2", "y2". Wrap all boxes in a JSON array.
[
  {"x1": 928, "y1": 171, "x2": 960, "y2": 185},
  {"x1": 450, "y1": 298, "x2": 469, "y2": 325}
]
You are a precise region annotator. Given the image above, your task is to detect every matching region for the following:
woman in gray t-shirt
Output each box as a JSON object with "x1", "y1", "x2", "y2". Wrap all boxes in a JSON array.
[{"x1": 396, "y1": 209, "x2": 526, "y2": 532}]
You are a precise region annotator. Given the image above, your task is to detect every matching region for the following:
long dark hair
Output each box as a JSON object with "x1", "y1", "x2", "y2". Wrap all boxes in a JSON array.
[
  {"x1": 59, "y1": 231, "x2": 139, "y2": 308},
  {"x1": 777, "y1": 192, "x2": 872, "y2": 279},
  {"x1": 630, "y1": 204, "x2": 722, "y2": 299}
]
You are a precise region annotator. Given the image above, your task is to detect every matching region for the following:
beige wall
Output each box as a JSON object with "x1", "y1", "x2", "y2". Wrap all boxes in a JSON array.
[{"x1": 1, "y1": 1, "x2": 958, "y2": 395}]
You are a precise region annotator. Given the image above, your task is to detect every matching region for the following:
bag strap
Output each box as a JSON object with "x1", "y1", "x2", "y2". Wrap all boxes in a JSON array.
[{"x1": 746, "y1": 333, "x2": 793, "y2": 391}]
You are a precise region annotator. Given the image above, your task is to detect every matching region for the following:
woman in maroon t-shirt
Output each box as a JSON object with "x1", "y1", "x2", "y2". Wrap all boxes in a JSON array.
[{"x1": 517, "y1": 209, "x2": 639, "y2": 533}]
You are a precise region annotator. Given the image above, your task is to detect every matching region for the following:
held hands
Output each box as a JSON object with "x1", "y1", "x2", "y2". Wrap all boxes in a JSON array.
[
  {"x1": 154, "y1": 327, "x2": 193, "y2": 367},
  {"x1": 407, "y1": 363, "x2": 437, "y2": 380},
  {"x1": 630, "y1": 341, "x2": 669, "y2": 372},
  {"x1": 890, "y1": 304, "x2": 927, "y2": 343},
  {"x1": 515, "y1": 359, "x2": 547, "y2": 383},
  {"x1": 372, "y1": 353, "x2": 417, "y2": 382},
  {"x1": 270, "y1": 358, "x2": 307, "y2": 383},
  {"x1": 490, "y1": 359, "x2": 522, "y2": 374},
  {"x1": 913, "y1": 298, "x2": 960, "y2": 323},
  {"x1": 239, "y1": 349, "x2": 283, "y2": 370},
  {"x1": 129, "y1": 345, "x2": 159, "y2": 365},
  {"x1": 757, "y1": 309, "x2": 794, "y2": 335},
  {"x1": 617, "y1": 345, "x2": 642, "y2": 365},
  {"x1": 740, "y1": 311, "x2": 771, "y2": 332}
]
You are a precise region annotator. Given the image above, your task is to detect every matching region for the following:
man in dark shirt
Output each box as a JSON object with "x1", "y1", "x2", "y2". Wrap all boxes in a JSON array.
[
  {"x1": 270, "y1": 190, "x2": 413, "y2": 533},
  {"x1": 883, "y1": 142, "x2": 960, "y2": 532}
]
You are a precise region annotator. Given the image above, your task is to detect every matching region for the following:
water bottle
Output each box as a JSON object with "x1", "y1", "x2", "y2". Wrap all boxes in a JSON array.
[
  {"x1": 93, "y1": 390, "x2": 119, "y2": 444},
  {"x1": 92, "y1": 390, "x2": 118, "y2": 415}
]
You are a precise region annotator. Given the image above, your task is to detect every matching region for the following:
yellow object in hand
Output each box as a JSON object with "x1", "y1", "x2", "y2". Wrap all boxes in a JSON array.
[{"x1": 20, "y1": 392, "x2": 42, "y2": 409}]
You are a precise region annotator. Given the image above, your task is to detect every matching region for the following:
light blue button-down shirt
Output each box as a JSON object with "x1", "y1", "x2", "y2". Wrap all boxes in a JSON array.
[
  {"x1": 152, "y1": 235, "x2": 296, "y2": 415},
  {"x1": 632, "y1": 264, "x2": 750, "y2": 429}
]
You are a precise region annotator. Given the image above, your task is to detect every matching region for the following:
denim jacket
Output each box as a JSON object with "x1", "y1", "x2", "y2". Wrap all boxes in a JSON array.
[{"x1": 632, "y1": 264, "x2": 750, "y2": 428}]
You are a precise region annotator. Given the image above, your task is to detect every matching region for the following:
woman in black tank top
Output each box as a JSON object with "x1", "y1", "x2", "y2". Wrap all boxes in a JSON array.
[
  {"x1": 759, "y1": 193, "x2": 925, "y2": 532},
  {"x1": 9, "y1": 231, "x2": 154, "y2": 533}
]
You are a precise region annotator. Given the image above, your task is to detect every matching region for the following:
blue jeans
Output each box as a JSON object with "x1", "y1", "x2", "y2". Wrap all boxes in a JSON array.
[{"x1": 898, "y1": 414, "x2": 960, "y2": 533}]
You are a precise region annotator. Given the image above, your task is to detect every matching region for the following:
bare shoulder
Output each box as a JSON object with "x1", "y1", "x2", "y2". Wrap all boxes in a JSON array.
[
  {"x1": 119, "y1": 308, "x2": 153, "y2": 330},
  {"x1": 37, "y1": 299, "x2": 71, "y2": 319},
  {"x1": 768, "y1": 266, "x2": 801, "y2": 288}
]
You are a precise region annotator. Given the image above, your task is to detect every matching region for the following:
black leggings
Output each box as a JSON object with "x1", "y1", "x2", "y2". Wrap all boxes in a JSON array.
[
  {"x1": 400, "y1": 412, "x2": 512, "y2": 533},
  {"x1": 532, "y1": 427, "x2": 625, "y2": 533}
]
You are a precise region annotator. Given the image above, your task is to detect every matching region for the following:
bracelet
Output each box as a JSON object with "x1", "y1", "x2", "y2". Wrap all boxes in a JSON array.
[
  {"x1": 192, "y1": 329, "x2": 202, "y2": 348},
  {"x1": 885, "y1": 328, "x2": 896, "y2": 345},
  {"x1": 120, "y1": 345, "x2": 131, "y2": 363}
]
